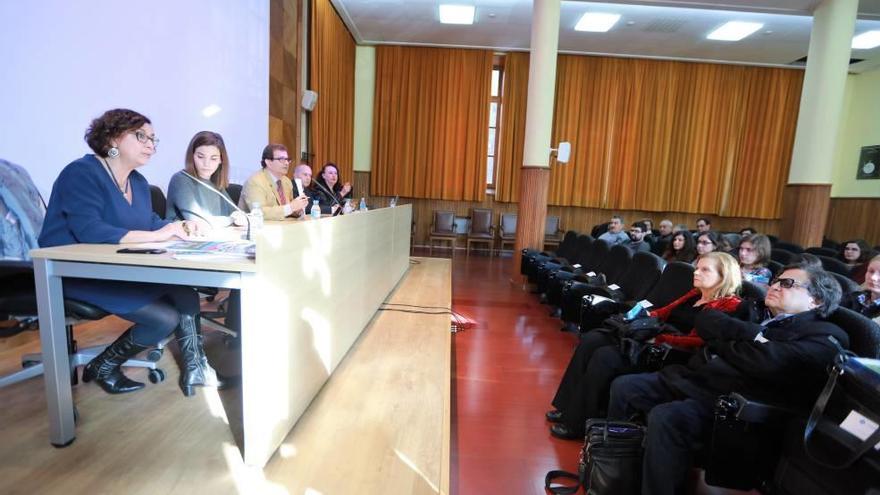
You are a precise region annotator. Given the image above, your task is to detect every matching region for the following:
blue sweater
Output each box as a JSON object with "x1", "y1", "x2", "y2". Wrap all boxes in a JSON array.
[{"x1": 39, "y1": 155, "x2": 173, "y2": 314}]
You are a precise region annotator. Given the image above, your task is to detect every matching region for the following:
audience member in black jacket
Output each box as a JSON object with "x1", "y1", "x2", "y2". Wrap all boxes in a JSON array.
[{"x1": 607, "y1": 264, "x2": 848, "y2": 495}]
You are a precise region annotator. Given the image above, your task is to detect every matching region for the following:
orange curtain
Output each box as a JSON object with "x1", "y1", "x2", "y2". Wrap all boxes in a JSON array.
[
  {"x1": 309, "y1": 0, "x2": 355, "y2": 181},
  {"x1": 371, "y1": 46, "x2": 493, "y2": 201},
  {"x1": 494, "y1": 52, "x2": 529, "y2": 203},
  {"x1": 495, "y1": 55, "x2": 803, "y2": 219}
]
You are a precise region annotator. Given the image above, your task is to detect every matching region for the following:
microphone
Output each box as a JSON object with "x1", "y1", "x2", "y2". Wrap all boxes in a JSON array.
[
  {"x1": 180, "y1": 171, "x2": 251, "y2": 241},
  {"x1": 312, "y1": 179, "x2": 341, "y2": 207}
]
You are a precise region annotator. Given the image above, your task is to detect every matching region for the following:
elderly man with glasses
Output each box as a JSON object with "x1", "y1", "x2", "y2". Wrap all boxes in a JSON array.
[
  {"x1": 606, "y1": 263, "x2": 848, "y2": 495},
  {"x1": 239, "y1": 143, "x2": 309, "y2": 220}
]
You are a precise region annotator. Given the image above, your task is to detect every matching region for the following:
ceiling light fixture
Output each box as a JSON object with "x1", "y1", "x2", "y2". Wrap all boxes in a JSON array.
[
  {"x1": 707, "y1": 21, "x2": 763, "y2": 41},
  {"x1": 852, "y1": 30, "x2": 880, "y2": 50},
  {"x1": 439, "y1": 4, "x2": 475, "y2": 25},
  {"x1": 574, "y1": 13, "x2": 621, "y2": 33}
]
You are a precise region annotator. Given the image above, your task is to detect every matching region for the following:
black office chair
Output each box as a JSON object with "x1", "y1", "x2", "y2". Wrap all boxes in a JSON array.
[
  {"x1": 0, "y1": 160, "x2": 163, "y2": 389},
  {"x1": 149, "y1": 184, "x2": 166, "y2": 219},
  {"x1": 226, "y1": 183, "x2": 242, "y2": 206}
]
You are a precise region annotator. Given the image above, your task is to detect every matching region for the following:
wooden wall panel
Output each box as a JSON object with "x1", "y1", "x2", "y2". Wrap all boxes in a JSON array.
[
  {"x1": 780, "y1": 184, "x2": 831, "y2": 248},
  {"x1": 826, "y1": 198, "x2": 880, "y2": 246},
  {"x1": 353, "y1": 172, "x2": 782, "y2": 247},
  {"x1": 268, "y1": 0, "x2": 302, "y2": 155}
]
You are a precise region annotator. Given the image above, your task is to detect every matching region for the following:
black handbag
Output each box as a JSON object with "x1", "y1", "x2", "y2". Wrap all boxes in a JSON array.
[
  {"x1": 579, "y1": 294, "x2": 622, "y2": 333},
  {"x1": 545, "y1": 419, "x2": 646, "y2": 495}
]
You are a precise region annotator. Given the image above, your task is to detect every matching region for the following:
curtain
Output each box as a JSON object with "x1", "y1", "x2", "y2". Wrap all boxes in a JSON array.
[
  {"x1": 494, "y1": 52, "x2": 529, "y2": 203},
  {"x1": 310, "y1": 0, "x2": 355, "y2": 182},
  {"x1": 494, "y1": 54, "x2": 803, "y2": 219},
  {"x1": 371, "y1": 46, "x2": 493, "y2": 201}
]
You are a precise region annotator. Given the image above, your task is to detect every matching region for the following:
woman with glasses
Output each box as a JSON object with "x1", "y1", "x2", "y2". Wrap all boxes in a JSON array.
[
  {"x1": 238, "y1": 144, "x2": 309, "y2": 220},
  {"x1": 311, "y1": 162, "x2": 352, "y2": 214},
  {"x1": 695, "y1": 231, "x2": 719, "y2": 257},
  {"x1": 662, "y1": 230, "x2": 697, "y2": 264},
  {"x1": 166, "y1": 131, "x2": 246, "y2": 228},
  {"x1": 738, "y1": 234, "x2": 773, "y2": 287},
  {"x1": 841, "y1": 254, "x2": 880, "y2": 323},
  {"x1": 546, "y1": 252, "x2": 743, "y2": 440},
  {"x1": 39, "y1": 108, "x2": 219, "y2": 396}
]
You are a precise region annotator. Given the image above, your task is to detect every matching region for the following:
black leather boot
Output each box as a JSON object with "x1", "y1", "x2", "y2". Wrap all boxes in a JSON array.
[
  {"x1": 175, "y1": 314, "x2": 224, "y2": 397},
  {"x1": 82, "y1": 328, "x2": 148, "y2": 394}
]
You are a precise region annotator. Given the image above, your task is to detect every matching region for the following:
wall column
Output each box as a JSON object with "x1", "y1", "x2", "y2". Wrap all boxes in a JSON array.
[
  {"x1": 782, "y1": 0, "x2": 857, "y2": 246},
  {"x1": 512, "y1": 0, "x2": 560, "y2": 281}
]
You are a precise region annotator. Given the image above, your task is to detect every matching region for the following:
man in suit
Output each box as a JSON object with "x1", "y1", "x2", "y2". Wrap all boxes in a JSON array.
[
  {"x1": 292, "y1": 162, "x2": 318, "y2": 215},
  {"x1": 239, "y1": 144, "x2": 309, "y2": 220},
  {"x1": 607, "y1": 264, "x2": 847, "y2": 495}
]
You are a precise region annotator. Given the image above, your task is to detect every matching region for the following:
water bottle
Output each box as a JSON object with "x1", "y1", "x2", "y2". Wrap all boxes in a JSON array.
[
  {"x1": 359, "y1": 197, "x2": 367, "y2": 212},
  {"x1": 389, "y1": 196, "x2": 397, "y2": 208},
  {"x1": 249, "y1": 202, "x2": 264, "y2": 230},
  {"x1": 311, "y1": 199, "x2": 321, "y2": 219},
  {"x1": 343, "y1": 199, "x2": 353, "y2": 214}
]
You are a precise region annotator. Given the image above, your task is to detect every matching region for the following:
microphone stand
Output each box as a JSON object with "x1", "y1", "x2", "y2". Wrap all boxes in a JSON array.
[
  {"x1": 181, "y1": 171, "x2": 252, "y2": 241},
  {"x1": 312, "y1": 180, "x2": 343, "y2": 213}
]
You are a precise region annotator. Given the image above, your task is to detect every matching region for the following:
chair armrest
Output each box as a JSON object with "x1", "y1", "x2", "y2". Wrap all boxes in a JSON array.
[{"x1": 715, "y1": 392, "x2": 804, "y2": 424}]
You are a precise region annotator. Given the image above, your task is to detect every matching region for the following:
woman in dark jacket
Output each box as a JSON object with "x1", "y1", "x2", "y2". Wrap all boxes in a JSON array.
[
  {"x1": 547, "y1": 252, "x2": 743, "y2": 439},
  {"x1": 310, "y1": 163, "x2": 352, "y2": 214}
]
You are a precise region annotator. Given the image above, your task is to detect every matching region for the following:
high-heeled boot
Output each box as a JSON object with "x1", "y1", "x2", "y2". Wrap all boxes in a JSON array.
[
  {"x1": 175, "y1": 314, "x2": 224, "y2": 396},
  {"x1": 82, "y1": 327, "x2": 148, "y2": 394}
]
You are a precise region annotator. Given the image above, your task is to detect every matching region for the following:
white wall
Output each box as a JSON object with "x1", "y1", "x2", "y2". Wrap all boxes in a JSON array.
[{"x1": 0, "y1": 0, "x2": 269, "y2": 200}]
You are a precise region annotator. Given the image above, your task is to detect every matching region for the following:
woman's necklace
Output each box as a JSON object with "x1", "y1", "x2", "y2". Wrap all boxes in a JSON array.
[{"x1": 100, "y1": 157, "x2": 130, "y2": 195}]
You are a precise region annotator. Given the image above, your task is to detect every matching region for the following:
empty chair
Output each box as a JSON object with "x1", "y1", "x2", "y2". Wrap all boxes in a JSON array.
[
  {"x1": 774, "y1": 241, "x2": 804, "y2": 254},
  {"x1": 498, "y1": 213, "x2": 517, "y2": 254},
  {"x1": 805, "y1": 247, "x2": 837, "y2": 258},
  {"x1": 428, "y1": 210, "x2": 457, "y2": 255},
  {"x1": 543, "y1": 215, "x2": 563, "y2": 249},
  {"x1": 466, "y1": 208, "x2": 494, "y2": 256},
  {"x1": 535, "y1": 235, "x2": 595, "y2": 293},
  {"x1": 226, "y1": 183, "x2": 242, "y2": 206},
  {"x1": 817, "y1": 255, "x2": 852, "y2": 276},
  {"x1": 641, "y1": 261, "x2": 696, "y2": 308},
  {"x1": 595, "y1": 245, "x2": 633, "y2": 284},
  {"x1": 821, "y1": 237, "x2": 840, "y2": 251},
  {"x1": 771, "y1": 248, "x2": 797, "y2": 265},
  {"x1": 521, "y1": 230, "x2": 579, "y2": 279},
  {"x1": 149, "y1": 185, "x2": 166, "y2": 220}
]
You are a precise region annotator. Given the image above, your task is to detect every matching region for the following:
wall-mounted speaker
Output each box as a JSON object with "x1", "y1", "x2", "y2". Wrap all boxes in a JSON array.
[{"x1": 302, "y1": 90, "x2": 318, "y2": 111}]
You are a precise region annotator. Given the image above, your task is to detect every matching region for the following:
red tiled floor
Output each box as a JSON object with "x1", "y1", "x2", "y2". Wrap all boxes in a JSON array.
[{"x1": 449, "y1": 254, "x2": 583, "y2": 494}]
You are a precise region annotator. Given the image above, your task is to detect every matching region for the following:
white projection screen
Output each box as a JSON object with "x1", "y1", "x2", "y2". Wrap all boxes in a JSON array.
[{"x1": 0, "y1": 0, "x2": 270, "y2": 200}]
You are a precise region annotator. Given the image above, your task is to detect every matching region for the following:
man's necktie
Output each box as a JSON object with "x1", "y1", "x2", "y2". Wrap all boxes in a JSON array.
[{"x1": 277, "y1": 180, "x2": 287, "y2": 204}]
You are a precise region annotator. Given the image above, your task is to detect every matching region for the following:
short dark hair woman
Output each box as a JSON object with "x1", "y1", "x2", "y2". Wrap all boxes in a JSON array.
[
  {"x1": 663, "y1": 230, "x2": 697, "y2": 264},
  {"x1": 39, "y1": 108, "x2": 221, "y2": 396},
  {"x1": 311, "y1": 162, "x2": 352, "y2": 214}
]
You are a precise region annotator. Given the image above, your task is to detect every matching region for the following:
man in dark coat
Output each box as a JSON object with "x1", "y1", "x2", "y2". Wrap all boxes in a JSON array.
[{"x1": 607, "y1": 264, "x2": 848, "y2": 495}]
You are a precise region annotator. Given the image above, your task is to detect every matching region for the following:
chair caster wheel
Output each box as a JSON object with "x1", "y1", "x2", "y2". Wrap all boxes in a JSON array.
[
  {"x1": 146, "y1": 348, "x2": 163, "y2": 362},
  {"x1": 148, "y1": 368, "x2": 166, "y2": 384}
]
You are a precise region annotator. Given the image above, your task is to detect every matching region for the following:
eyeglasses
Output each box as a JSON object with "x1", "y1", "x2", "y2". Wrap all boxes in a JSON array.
[
  {"x1": 770, "y1": 278, "x2": 809, "y2": 290},
  {"x1": 697, "y1": 240, "x2": 715, "y2": 246},
  {"x1": 133, "y1": 130, "x2": 159, "y2": 148},
  {"x1": 273, "y1": 157, "x2": 291, "y2": 164}
]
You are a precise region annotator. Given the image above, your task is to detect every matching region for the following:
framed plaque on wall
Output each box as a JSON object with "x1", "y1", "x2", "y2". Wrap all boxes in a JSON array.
[{"x1": 857, "y1": 145, "x2": 880, "y2": 180}]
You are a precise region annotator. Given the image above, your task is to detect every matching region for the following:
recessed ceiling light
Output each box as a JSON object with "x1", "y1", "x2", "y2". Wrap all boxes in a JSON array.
[
  {"x1": 852, "y1": 30, "x2": 880, "y2": 49},
  {"x1": 439, "y1": 4, "x2": 475, "y2": 25},
  {"x1": 707, "y1": 21, "x2": 763, "y2": 41},
  {"x1": 575, "y1": 13, "x2": 621, "y2": 33}
]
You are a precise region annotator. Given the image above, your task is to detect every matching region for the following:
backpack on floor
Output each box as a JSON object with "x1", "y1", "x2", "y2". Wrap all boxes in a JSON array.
[{"x1": 545, "y1": 419, "x2": 646, "y2": 495}]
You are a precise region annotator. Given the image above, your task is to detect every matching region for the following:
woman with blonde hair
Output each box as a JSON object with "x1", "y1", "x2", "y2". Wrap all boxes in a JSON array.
[
  {"x1": 547, "y1": 251, "x2": 743, "y2": 439},
  {"x1": 841, "y1": 254, "x2": 880, "y2": 322}
]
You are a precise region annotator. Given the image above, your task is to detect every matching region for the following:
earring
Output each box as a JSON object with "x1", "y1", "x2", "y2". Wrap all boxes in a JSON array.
[{"x1": 107, "y1": 147, "x2": 120, "y2": 158}]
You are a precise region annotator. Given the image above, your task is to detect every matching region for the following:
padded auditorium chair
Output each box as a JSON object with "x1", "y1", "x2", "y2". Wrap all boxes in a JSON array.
[
  {"x1": 805, "y1": 246, "x2": 838, "y2": 258},
  {"x1": 774, "y1": 241, "x2": 804, "y2": 254},
  {"x1": 429, "y1": 210, "x2": 457, "y2": 256},
  {"x1": 771, "y1": 248, "x2": 797, "y2": 265},
  {"x1": 466, "y1": 208, "x2": 495, "y2": 256},
  {"x1": 545, "y1": 244, "x2": 631, "y2": 310},
  {"x1": 521, "y1": 230, "x2": 579, "y2": 281},
  {"x1": 149, "y1": 185, "x2": 166, "y2": 219},
  {"x1": 767, "y1": 260, "x2": 785, "y2": 277},
  {"x1": 534, "y1": 235, "x2": 595, "y2": 295},
  {"x1": 740, "y1": 280, "x2": 767, "y2": 302},
  {"x1": 831, "y1": 272, "x2": 862, "y2": 296},
  {"x1": 817, "y1": 255, "x2": 852, "y2": 277},
  {"x1": 821, "y1": 238, "x2": 840, "y2": 251},
  {"x1": 497, "y1": 213, "x2": 517, "y2": 254},
  {"x1": 703, "y1": 307, "x2": 880, "y2": 493}
]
